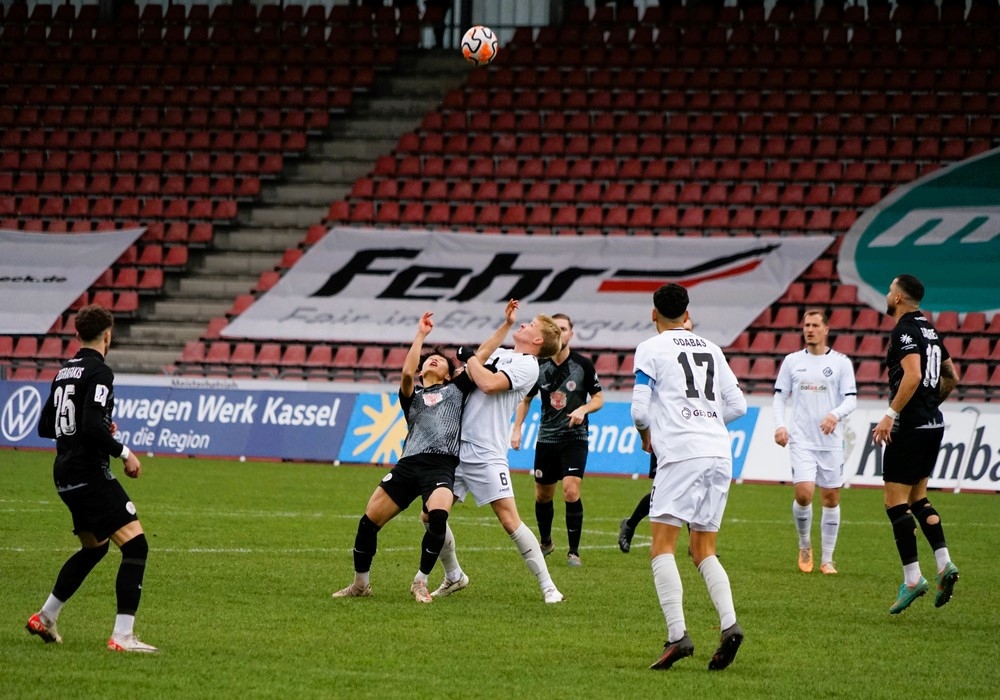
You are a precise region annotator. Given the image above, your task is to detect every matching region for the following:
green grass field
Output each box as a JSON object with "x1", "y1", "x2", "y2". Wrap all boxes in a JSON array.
[{"x1": 2, "y1": 449, "x2": 998, "y2": 699}]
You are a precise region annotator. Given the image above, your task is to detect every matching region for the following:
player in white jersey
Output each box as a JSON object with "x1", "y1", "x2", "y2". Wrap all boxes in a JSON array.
[
  {"x1": 773, "y1": 308, "x2": 857, "y2": 575},
  {"x1": 630, "y1": 283, "x2": 747, "y2": 671},
  {"x1": 428, "y1": 301, "x2": 566, "y2": 603}
]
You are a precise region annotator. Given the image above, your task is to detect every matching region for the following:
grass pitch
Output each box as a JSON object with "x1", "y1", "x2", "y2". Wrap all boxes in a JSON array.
[{"x1": 2, "y1": 449, "x2": 998, "y2": 699}]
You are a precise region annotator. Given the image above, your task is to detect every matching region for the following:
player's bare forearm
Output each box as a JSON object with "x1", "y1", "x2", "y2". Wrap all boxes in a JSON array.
[
  {"x1": 939, "y1": 359, "x2": 959, "y2": 401},
  {"x1": 401, "y1": 312, "x2": 434, "y2": 396},
  {"x1": 474, "y1": 299, "x2": 518, "y2": 361},
  {"x1": 464, "y1": 356, "x2": 510, "y2": 394}
]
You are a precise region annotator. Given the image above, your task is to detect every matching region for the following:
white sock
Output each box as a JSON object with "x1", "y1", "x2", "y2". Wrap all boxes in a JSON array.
[
  {"x1": 437, "y1": 522, "x2": 463, "y2": 581},
  {"x1": 934, "y1": 547, "x2": 952, "y2": 572},
  {"x1": 112, "y1": 614, "x2": 135, "y2": 639},
  {"x1": 698, "y1": 555, "x2": 737, "y2": 631},
  {"x1": 903, "y1": 562, "x2": 923, "y2": 586},
  {"x1": 356, "y1": 571, "x2": 370, "y2": 587},
  {"x1": 793, "y1": 501, "x2": 812, "y2": 549},
  {"x1": 413, "y1": 570, "x2": 428, "y2": 584},
  {"x1": 820, "y1": 505, "x2": 841, "y2": 564},
  {"x1": 41, "y1": 594, "x2": 64, "y2": 622},
  {"x1": 651, "y1": 553, "x2": 686, "y2": 643},
  {"x1": 510, "y1": 523, "x2": 554, "y2": 591}
]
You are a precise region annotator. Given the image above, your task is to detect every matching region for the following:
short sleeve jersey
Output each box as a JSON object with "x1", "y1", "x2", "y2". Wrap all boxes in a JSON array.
[
  {"x1": 633, "y1": 329, "x2": 741, "y2": 462},
  {"x1": 397, "y1": 372, "x2": 475, "y2": 460},
  {"x1": 773, "y1": 348, "x2": 857, "y2": 450},
  {"x1": 460, "y1": 348, "x2": 539, "y2": 463},
  {"x1": 529, "y1": 350, "x2": 603, "y2": 444},
  {"x1": 886, "y1": 311, "x2": 950, "y2": 430},
  {"x1": 38, "y1": 348, "x2": 122, "y2": 491}
]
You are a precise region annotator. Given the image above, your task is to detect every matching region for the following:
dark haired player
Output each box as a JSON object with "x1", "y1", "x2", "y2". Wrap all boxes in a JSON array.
[
  {"x1": 631, "y1": 283, "x2": 747, "y2": 671},
  {"x1": 26, "y1": 304, "x2": 157, "y2": 652},
  {"x1": 511, "y1": 313, "x2": 603, "y2": 567},
  {"x1": 333, "y1": 311, "x2": 482, "y2": 603},
  {"x1": 872, "y1": 274, "x2": 960, "y2": 614}
]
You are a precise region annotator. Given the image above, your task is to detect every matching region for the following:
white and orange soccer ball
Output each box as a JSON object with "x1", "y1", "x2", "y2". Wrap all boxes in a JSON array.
[{"x1": 461, "y1": 25, "x2": 498, "y2": 66}]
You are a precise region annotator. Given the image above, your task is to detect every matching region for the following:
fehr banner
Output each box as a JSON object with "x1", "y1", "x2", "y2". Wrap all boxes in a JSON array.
[{"x1": 221, "y1": 228, "x2": 833, "y2": 349}]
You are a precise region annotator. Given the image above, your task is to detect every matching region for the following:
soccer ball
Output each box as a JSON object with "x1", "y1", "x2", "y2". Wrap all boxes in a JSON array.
[{"x1": 461, "y1": 26, "x2": 498, "y2": 67}]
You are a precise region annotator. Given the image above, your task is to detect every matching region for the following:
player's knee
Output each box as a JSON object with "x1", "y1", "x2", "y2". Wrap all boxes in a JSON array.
[
  {"x1": 358, "y1": 514, "x2": 381, "y2": 534},
  {"x1": 426, "y1": 509, "x2": 448, "y2": 539},
  {"x1": 119, "y1": 533, "x2": 148, "y2": 563},
  {"x1": 83, "y1": 541, "x2": 110, "y2": 564}
]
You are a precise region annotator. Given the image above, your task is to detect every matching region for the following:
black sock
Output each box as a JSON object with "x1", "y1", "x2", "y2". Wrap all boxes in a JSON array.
[
  {"x1": 53, "y1": 541, "x2": 109, "y2": 602},
  {"x1": 626, "y1": 493, "x2": 651, "y2": 530},
  {"x1": 353, "y1": 514, "x2": 380, "y2": 574},
  {"x1": 566, "y1": 499, "x2": 583, "y2": 555},
  {"x1": 911, "y1": 497, "x2": 947, "y2": 551},
  {"x1": 886, "y1": 504, "x2": 919, "y2": 566},
  {"x1": 535, "y1": 499, "x2": 554, "y2": 544},
  {"x1": 116, "y1": 535, "x2": 148, "y2": 615},
  {"x1": 420, "y1": 509, "x2": 448, "y2": 575}
]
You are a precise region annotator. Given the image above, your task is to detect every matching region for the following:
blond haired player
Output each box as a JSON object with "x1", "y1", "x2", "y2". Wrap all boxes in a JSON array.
[
  {"x1": 428, "y1": 302, "x2": 567, "y2": 603},
  {"x1": 773, "y1": 309, "x2": 857, "y2": 574}
]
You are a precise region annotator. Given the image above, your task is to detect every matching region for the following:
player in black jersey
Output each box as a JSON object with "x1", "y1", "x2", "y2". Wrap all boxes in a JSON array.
[
  {"x1": 511, "y1": 314, "x2": 603, "y2": 566},
  {"x1": 871, "y1": 275, "x2": 961, "y2": 614},
  {"x1": 25, "y1": 305, "x2": 158, "y2": 652},
  {"x1": 333, "y1": 311, "x2": 488, "y2": 603}
]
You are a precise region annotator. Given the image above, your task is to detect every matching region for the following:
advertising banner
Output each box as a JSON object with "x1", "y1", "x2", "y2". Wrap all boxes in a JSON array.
[
  {"x1": 221, "y1": 227, "x2": 832, "y2": 349},
  {"x1": 0, "y1": 376, "x2": 356, "y2": 462},
  {"x1": 0, "y1": 228, "x2": 145, "y2": 334},
  {"x1": 5, "y1": 374, "x2": 999, "y2": 492},
  {"x1": 338, "y1": 390, "x2": 760, "y2": 477}
]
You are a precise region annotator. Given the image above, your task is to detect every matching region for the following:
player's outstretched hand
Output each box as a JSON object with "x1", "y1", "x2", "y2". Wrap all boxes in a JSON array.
[
  {"x1": 456, "y1": 346, "x2": 475, "y2": 362},
  {"x1": 418, "y1": 311, "x2": 434, "y2": 336},
  {"x1": 504, "y1": 299, "x2": 519, "y2": 326}
]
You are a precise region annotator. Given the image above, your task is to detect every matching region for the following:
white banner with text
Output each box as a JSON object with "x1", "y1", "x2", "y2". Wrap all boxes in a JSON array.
[
  {"x1": 221, "y1": 227, "x2": 833, "y2": 349},
  {"x1": 0, "y1": 228, "x2": 145, "y2": 334}
]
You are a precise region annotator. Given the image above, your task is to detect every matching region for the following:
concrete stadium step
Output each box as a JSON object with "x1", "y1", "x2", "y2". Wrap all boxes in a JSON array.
[
  {"x1": 149, "y1": 299, "x2": 235, "y2": 323},
  {"x1": 289, "y1": 159, "x2": 371, "y2": 184},
  {"x1": 195, "y1": 251, "x2": 282, "y2": 276},
  {"x1": 176, "y1": 276, "x2": 260, "y2": 298},
  {"x1": 106, "y1": 347, "x2": 179, "y2": 374},
  {"x1": 241, "y1": 205, "x2": 330, "y2": 228},
  {"x1": 260, "y1": 182, "x2": 346, "y2": 207},
  {"x1": 315, "y1": 138, "x2": 398, "y2": 160},
  {"x1": 121, "y1": 322, "x2": 206, "y2": 346},
  {"x1": 213, "y1": 228, "x2": 305, "y2": 253}
]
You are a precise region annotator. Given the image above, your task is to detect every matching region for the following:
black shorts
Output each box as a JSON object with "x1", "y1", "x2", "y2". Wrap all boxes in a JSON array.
[
  {"x1": 378, "y1": 454, "x2": 457, "y2": 510},
  {"x1": 59, "y1": 479, "x2": 138, "y2": 541},
  {"x1": 882, "y1": 426, "x2": 945, "y2": 486},
  {"x1": 533, "y1": 441, "x2": 589, "y2": 485}
]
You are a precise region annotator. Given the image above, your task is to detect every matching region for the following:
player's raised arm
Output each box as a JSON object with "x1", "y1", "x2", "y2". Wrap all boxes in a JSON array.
[
  {"x1": 472, "y1": 299, "x2": 518, "y2": 362},
  {"x1": 400, "y1": 312, "x2": 434, "y2": 398}
]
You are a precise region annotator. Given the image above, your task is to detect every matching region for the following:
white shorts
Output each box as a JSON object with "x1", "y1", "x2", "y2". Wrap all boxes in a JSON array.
[
  {"x1": 650, "y1": 456, "x2": 732, "y2": 533},
  {"x1": 453, "y1": 459, "x2": 515, "y2": 507},
  {"x1": 789, "y1": 445, "x2": 844, "y2": 489}
]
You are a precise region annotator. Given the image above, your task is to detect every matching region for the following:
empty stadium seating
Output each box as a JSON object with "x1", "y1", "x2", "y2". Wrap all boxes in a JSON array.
[{"x1": 2, "y1": 2, "x2": 998, "y2": 400}]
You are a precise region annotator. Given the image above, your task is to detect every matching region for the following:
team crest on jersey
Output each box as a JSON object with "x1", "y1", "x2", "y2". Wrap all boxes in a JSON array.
[
  {"x1": 422, "y1": 392, "x2": 443, "y2": 407},
  {"x1": 823, "y1": 367, "x2": 833, "y2": 377},
  {"x1": 550, "y1": 391, "x2": 567, "y2": 410},
  {"x1": 566, "y1": 380, "x2": 577, "y2": 391}
]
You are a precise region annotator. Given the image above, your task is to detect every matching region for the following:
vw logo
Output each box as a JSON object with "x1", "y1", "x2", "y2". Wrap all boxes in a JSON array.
[{"x1": 2, "y1": 385, "x2": 43, "y2": 442}]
